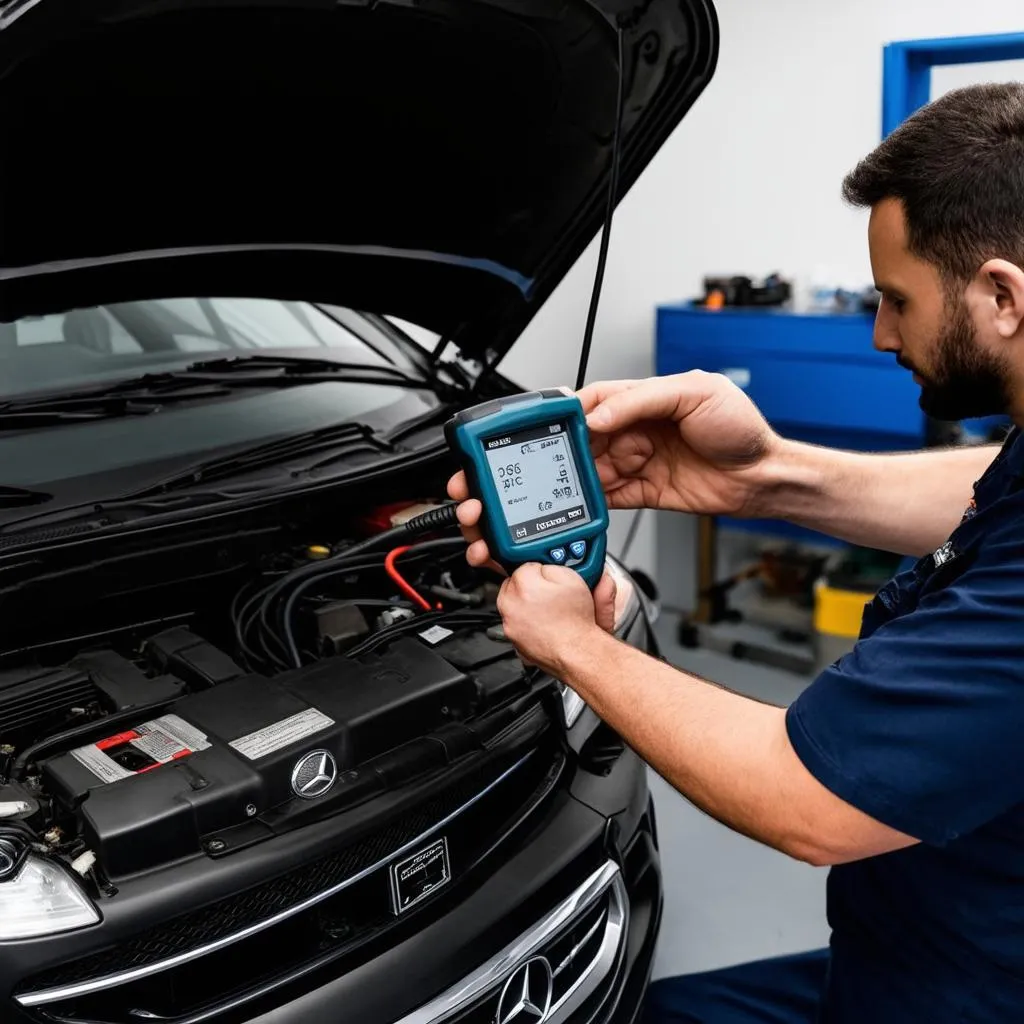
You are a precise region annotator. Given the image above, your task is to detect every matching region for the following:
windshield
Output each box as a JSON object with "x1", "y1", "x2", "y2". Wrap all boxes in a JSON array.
[
  {"x1": 2, "y1": 298, "x2": 402, "y2": 397},
  {"x1": 0, "y1": 299, "x2": 442, "y2": 497}
]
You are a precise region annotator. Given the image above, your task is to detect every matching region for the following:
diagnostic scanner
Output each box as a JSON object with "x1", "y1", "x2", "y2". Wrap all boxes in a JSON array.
[{"x1": 445, "y1": 389, "x2": 609, "y2": 589}]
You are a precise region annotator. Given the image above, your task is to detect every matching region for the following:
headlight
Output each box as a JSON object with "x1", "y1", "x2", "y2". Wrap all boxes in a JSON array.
[
  {"x1": 0, "y1": 853, "x2": 100, "y2": 940},
  {"x1": 559, "y1": 557, "x2": 641, "y2": 728}
]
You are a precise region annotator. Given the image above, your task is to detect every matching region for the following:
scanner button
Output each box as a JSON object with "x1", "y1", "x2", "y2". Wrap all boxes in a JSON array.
[
  {"x1": 569, "y1": 540, "x2": 587, "y2": 559},
  {"x1": 549, "y1": 547, "x2": 567, "y2": 563}
]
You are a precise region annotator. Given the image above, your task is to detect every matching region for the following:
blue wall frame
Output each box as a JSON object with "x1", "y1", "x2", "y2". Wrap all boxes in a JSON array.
[{"x1": 882, "y1": 31, "x2": 1024, "y2": 137}]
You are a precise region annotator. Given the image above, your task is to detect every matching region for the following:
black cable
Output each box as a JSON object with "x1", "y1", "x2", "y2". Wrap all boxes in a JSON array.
[
  {"x1": 12, "y1": 697, "x2": 179, "y2": 780},
  {"x1": 343, "y1": 608, "x2": 500, "y2": 660},
  {"x1": 249, "y1": 525, "x2": 409, "y2": 661},
  {"x1": 232, "y1": 580, "x2": 265, "y2": 670},
  {"x1": 575, "y1": 26, "x2": 626, "y2": 392},
  {"x1": 281, "y1": 537, "x2": 467, "y2": 667},
  {"x1": 237, "y1": 583, "x2": 292, "y2": 671},
  {"x1": 252, "y1": 509, "x2": 459, "y2": 647},
  {"x1": 230, "y1": 506, "x2": 463, "y2": 671},
  {"x1": 404, "y1": 503, "x2": 459, "y2": 533},
  {"x1": 261, "y1": 559, "x2": 383, "y2": 671}
]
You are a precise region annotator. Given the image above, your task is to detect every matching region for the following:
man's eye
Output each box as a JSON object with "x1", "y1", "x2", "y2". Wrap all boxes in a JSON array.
[{"x1": 889, "y1": 295, "x2": 905, "y2": 312}]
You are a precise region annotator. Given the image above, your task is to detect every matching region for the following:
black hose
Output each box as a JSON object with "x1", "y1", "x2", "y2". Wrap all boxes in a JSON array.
[
  {"x1": 403, "y1": 503, "x2": 459, "y2": 533},
  {"x1": 11, "y1": 697, "x2": 178, "y2": 781},
  {"x1": 232, "y1": 507, "x2": 465, "y2": 671},
  {"x1": 278, "y1": 556, "x2": 391, "y2": 668},
  {"x1": 281, "y1": 538, "x2": 467, "y2": 667},
  {"x1": 343, "y1": 607, "x2": 499, "y2": 660}
]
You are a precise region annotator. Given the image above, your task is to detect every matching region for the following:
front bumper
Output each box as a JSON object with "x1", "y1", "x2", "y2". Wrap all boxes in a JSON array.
[
  {"x1": 8, "y1": 603, "x2": 663, "y2": 1024},
  {"x1": 8, "y1": 748, "x2": 661, "y2": 1024},
  {"x1": 246, "y1": 752, "x2": 662, "y2": 1024}
]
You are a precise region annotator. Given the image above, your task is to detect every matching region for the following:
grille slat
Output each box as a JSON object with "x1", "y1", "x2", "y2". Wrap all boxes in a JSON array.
[{"x1": 418, "y1": 867, "x2": 626, "y2": 1024}]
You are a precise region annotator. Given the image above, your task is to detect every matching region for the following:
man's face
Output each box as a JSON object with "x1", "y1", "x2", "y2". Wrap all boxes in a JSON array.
[{"x1": 868, "y1": 197, "x2": 1011, "y2": 420}]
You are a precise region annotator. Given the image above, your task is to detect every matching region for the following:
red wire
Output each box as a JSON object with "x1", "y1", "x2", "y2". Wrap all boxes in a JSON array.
[{"x1": 384, "y1": 546, "x2": 435, "y2": 611}]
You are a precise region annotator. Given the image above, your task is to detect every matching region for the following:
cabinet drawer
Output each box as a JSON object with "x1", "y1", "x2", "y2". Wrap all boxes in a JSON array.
[{"x1": 655, "y1": 306, "x2": 924, "y2": 445}]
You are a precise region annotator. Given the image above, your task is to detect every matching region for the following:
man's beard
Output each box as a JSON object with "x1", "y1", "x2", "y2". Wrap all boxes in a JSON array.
[{"x1": 911, "y1": 296, "x2": 1011, "y2": 421}]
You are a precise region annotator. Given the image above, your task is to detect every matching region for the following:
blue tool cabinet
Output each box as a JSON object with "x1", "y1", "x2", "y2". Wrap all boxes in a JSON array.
[
  {"x1": 656, "y1": 305, "x2": 924, "y2": 453},
  {"x1": 655, "y1": 303, "x2": 1004, "y2": 545}
]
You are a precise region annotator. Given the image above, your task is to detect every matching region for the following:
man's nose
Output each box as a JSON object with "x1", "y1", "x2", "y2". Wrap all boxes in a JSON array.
[{"x1": 872, "y1": 299, "x2": 900, "y2": 354}]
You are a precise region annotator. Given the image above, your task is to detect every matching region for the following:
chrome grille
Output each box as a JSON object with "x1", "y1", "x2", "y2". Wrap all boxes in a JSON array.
[{"x1": 394, "y1": 860, "x2": 628, "y2": 1024}]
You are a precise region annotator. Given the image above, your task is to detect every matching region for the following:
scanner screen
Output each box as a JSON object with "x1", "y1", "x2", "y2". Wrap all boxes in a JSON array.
[{"x1": 482, "y1": 421, "x2": 592, "y2": 544}]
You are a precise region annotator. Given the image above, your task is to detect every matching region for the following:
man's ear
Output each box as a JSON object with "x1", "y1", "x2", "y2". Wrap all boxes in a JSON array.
[{"x1": 975, "y1": 259, "x2": 1024, "y2": 339}]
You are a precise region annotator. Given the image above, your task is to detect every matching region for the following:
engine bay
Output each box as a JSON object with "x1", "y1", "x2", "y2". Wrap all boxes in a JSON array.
[{"x1": 0, "y1": 501, "x2": 542, "y2": 889}]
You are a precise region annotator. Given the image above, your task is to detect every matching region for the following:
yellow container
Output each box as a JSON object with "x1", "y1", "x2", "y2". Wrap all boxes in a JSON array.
[
  {"x1": 812, "y1": 579, "x2": 875, "y2": 674},
  {"x1": 813, "y1": 580, "x2": 872, "y2": 639}
]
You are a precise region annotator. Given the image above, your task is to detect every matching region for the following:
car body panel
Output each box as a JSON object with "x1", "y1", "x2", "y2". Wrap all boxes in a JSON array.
[{"x1": 0, "y1": 0, "x2": 718, "y2": 367}]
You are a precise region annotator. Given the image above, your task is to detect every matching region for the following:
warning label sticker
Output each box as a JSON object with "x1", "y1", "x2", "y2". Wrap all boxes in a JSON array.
[
  {"x1": 229, "y1": 708, "x2": 334, "y2": 761},
  {"x1": 71, "y1": 714, "x2": 211, "y2": 784},
  {"x1": 418, "y1": 625, "x2": 454, "y2": 646},
  {"x1": 72, "y1": 744, "x2": 132, "y2": 784}
]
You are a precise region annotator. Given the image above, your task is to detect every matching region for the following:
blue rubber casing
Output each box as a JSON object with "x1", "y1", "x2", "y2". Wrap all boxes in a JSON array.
[{"x1": 445, "y1": 389, "x2": 609, "y2": 589}]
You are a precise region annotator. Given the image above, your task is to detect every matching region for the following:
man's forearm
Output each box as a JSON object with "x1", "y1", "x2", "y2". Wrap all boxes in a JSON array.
[
  {"x1": 558, "y1": 629, "x2": 917, "y2": 866},
  {"x1": 754, "y1": 440, "x2": 999, "y2": 557}
]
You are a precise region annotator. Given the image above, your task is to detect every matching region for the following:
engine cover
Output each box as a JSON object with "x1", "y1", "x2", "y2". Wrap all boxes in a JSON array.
[{"x1": 42, "y1": 638, "x2": 473, "y2": 876}]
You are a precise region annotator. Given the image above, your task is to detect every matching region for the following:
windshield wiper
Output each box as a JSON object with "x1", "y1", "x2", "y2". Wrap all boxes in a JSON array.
[
  {"x1": 184, "y1": 354, "x2": 419, "y2": 378},
  {"x1": 0, "y1": 356, "x2": 444, "y2": 430},
  {"x1": 0, "y1": 486, "x2": 53, "y2": 508},
  {"x1": 178, "y1": 354, "x2": 459, "y2": 397},
  {"x1": 0, "y1": 393, "x2": 219, "y2": 428},
  {"x1": 0, "y1": 422, "x2": 404, "y2": 538},
  {"x1": 130, "y1": 421, "x2": 399, "y2": 496}
]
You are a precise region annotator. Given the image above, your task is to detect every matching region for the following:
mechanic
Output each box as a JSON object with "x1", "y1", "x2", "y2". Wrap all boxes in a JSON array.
[{"x1": 447, "y1": 82, "x2": 1024, "y2": 1023}]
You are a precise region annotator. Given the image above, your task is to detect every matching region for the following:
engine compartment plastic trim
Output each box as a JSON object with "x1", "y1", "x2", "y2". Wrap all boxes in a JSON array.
[{"x1": 15, "y1": 750, "x2": 537, "y2": 1009}]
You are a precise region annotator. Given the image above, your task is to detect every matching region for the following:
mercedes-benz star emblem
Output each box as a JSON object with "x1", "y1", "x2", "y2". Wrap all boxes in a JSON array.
[
  {"x1": 496, "y1": 957, "x2": 553, "y2": 1024},
  {"x1": 0, "y1": 840, "x2": 17, "y2": 879},
  {"x1": 290, "y1": 749, "x2": 337, "y2": 800}
]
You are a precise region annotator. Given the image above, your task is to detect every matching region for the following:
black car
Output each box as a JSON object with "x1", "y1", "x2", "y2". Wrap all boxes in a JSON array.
[{"x1": 0, "y1": 2, "x2": 718, "y2": 1021}]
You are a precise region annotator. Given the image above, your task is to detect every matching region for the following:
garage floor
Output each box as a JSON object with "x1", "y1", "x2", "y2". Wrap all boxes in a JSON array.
[{"x1": 647, "y1": 615, "x2": 831, "y2": 982}]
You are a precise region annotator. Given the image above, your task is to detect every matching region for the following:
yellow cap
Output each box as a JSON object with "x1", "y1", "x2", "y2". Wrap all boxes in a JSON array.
[{"x1": 307, "y1": 545, "x2": 331, "y2": 560}]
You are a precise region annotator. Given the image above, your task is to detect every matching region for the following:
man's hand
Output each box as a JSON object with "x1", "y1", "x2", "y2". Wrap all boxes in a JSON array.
[
  {"x1": 446, "y1": 371, "x2": 782, "y2": 569},
  {"x1": 580, "y1": 371, "x2": 780, "y2": 516},
  {"x1": 496, "y1": 564, "x2": 617, "y2": 676},
  {"x1": 446, "y1": 477, "x2": 503, "y2": 573}
]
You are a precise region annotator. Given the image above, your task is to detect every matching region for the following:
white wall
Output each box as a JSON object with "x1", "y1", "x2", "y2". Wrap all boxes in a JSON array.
[{"x1": 499, "y1": 0, "x2": 1024, "y2": 588}]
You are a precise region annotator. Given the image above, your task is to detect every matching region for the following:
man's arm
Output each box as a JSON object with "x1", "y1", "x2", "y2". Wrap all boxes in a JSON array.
[
  {"x1": 755, "y1": 440, "x2": 998, "y2": 558},
  {"x1": 498, "y1": 502, "x2": 1024, "y2": 866},
  {"x1": 575, "y1": 373, "x2": 1001, "y2": 561},
  {"x1": 558, "y1": 629, "x2": 918, "y2": 866}
]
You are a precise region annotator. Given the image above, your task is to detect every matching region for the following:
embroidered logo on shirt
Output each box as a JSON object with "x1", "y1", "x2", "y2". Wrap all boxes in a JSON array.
[{"x1": 933, "y1": 540, "x2": 956, "y2": 568}]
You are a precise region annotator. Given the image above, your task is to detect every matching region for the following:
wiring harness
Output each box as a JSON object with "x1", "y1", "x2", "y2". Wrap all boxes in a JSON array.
[{"x1": 230, "y1": 503, "x2": 496, "y2": 671}]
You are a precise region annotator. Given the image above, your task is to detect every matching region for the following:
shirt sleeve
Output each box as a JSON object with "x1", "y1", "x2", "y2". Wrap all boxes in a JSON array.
[{"x1": 786, "y1": 508, "x2": 1024, "y2": 846}]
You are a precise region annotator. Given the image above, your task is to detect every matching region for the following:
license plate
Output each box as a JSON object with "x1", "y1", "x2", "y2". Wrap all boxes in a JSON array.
[{"x1": 389, "y1": 837, "x2": 451, "y2": 915}]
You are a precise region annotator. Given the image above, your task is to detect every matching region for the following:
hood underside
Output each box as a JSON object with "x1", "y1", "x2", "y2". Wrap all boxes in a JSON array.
[{"x1": 0, "y1": 0, "x2": 718, "y2": 365}]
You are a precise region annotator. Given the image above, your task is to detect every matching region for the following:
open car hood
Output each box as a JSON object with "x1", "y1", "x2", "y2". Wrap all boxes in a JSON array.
[{"x1": 0, "y1": 0, "x2": 717, "y2": 368}]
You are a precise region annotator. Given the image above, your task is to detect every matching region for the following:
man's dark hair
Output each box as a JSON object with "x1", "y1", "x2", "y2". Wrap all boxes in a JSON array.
[{"x1": 843, "y1": 82, "x2": 1024, "y2": 284}]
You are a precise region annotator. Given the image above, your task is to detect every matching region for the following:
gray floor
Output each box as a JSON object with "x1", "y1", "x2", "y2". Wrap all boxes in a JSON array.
[{"x1": 647, "y1": 616, "x2": 831, "y2": 981}]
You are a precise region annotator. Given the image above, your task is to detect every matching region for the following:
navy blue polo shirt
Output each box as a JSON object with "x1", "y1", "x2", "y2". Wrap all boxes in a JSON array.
[{"x1": 786, "y1": 425, "x2": 1024, "y2": 1023}]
